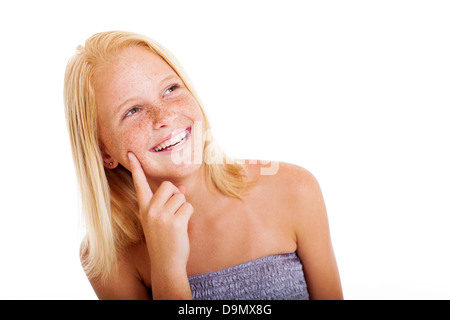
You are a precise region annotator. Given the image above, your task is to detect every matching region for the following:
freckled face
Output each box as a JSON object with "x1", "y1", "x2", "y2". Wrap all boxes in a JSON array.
[{"x1": 94, "y1": 46, "x2": 205, "y2": 180}]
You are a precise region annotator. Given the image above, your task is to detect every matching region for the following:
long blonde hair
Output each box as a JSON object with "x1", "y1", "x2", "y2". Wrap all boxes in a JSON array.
[{"x1": 64, "y1": 31, "x2": 249, "y2": 282}]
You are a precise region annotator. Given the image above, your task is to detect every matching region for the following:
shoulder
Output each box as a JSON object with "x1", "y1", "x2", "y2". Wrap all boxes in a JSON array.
[
  {"x1": 244, "y1": 160, "x2": 329, "y2": 248},
  {"x1": 244, "y1": 160, "x2": 325, "y2": 226},
  {"x1": 267, "y1": 163, "x2": 330, "y2": 246},
  {"x1": 274, "y1": 162, "x2": 324, "y2": 219},
  {"x1": 274, "y1": 161, "x2": 320, "y2": 191},
  {"x1": 247, "y1": 160, "x2": 322, "y2": 202},
  {"x1": 250, "y1": 160, "x2": 327, "y2": 229}
]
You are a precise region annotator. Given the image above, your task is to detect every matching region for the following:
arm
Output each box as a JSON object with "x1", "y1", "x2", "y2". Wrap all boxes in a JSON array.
[
  {"x1": 81, "y1": 237, "x2": 191, "y2": 300},
  {"x1": 127, "y1": 152, "x2": 193, "y2": 300},
  {"x1": 288, "y1": 166, "x2": 343, "y2": 299},
  {"x1": 83, "y1": 247, "x2": 151, "y2": 300}
]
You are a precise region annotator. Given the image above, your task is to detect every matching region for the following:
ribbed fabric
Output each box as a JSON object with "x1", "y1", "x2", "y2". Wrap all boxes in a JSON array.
[{"x1": 188, "y1": 252, "x2": 309, "y2": 300}]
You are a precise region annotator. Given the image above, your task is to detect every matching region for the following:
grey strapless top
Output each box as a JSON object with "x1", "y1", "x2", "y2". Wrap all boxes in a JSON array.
[{"x1": 188, "y1": 252, "x2": 309, "y2": 300}]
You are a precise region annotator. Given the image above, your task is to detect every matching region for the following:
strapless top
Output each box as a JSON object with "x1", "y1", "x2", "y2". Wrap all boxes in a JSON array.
[{"x1": 188, "y1": 252, "x2": 309, "y2": 300}]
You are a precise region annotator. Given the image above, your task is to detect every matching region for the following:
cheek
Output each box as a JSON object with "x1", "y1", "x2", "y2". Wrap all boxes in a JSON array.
[
  {"x1": 185, "y1": 100, "x2": 206, "y2": 124},
  {"x1": 98, "y1": 120, "x2": 146, "y2": 163},
  {"x1": 121, "y1": 127, "x2": 148, "y2": 155},
  {"x1": 99, "y1": 129, "x2": 119, "y2": 155}
]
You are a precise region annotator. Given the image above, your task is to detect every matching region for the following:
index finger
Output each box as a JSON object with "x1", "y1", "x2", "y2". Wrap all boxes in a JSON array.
[{"x1": 127, "y1": 152, "x2": 153, "y2": 211}]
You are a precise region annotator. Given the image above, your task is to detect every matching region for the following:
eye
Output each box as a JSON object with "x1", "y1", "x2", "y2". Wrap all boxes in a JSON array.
[
  {"x1": 164, "y1": 84, "x2": 179, "y2": 96},
  {"x1": 124, "y1": 107, "x2": 141, "y2": 118}
]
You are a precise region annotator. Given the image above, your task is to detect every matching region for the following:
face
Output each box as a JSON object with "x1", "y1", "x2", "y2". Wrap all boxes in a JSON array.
[{"x1": 94, "y1": 46, "x2": 205, "y2": 181}]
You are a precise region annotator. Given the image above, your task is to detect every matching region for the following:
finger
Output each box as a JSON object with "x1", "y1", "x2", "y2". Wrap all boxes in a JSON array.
[
  {"x1": 151, "y1": 181, "x2": 182, "y2": 208},
  {"x1": 175, "y1": 202, "x2": 194, "y2": 225},
  {"x1": 164, "y1": 192, "x2": 187, "y2": 214},
  {"x1": 127, "y1": 152, "x2": 153, "y2": 210}
]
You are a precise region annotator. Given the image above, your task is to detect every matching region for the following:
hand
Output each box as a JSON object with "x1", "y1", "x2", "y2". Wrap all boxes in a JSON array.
[{"x1": 127, "y1": 152, "x2": 193, "y2": 272}]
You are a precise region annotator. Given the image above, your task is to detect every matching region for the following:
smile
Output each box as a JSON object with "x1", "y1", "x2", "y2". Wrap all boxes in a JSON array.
[{"x1": 151, "y1": 127, "x2": 190, "y2": 153}]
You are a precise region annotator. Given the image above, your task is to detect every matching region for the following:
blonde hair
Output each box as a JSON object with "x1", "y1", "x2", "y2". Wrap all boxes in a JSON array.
[{"x1": 64, "y1": 31, "x2": 249, "y2": 282}]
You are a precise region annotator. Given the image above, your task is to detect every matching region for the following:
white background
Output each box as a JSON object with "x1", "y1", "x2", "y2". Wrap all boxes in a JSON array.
[{"x1": 0, "y1": 0, "x2": 449, "y2": 299}]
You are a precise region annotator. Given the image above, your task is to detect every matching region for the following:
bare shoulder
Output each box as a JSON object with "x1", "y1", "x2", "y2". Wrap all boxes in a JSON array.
[
  {"x1": 247, "y1": 161, "x2": 321, "y2": 202},
  {"x1": 272, "y1": 162, "x2": 323, "y2": 218},
  {"x1": 244, "y1": 160, "x2": 326, "y2": 233},
  {"x1": 274, "y1": 162, "x2": 320, "y2": 190}
]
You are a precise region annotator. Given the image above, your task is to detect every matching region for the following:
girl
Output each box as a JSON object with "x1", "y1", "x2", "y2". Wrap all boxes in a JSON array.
[{"x1": 64, "y1": 31, "x2": 342, "y2": 300}]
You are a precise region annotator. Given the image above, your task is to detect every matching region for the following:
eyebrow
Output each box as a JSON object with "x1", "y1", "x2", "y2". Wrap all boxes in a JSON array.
[{"x1": 113, "y1": 74, "x2": 180, "y2": 117}]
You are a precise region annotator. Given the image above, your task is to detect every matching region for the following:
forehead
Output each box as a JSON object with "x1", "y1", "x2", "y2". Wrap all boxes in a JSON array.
[
  {"x1": 93, "y1": 46, "x2": 177, "y2": 106},
  {"x1": 94, "y1": 46, "x2": 175, "y2": 90}
]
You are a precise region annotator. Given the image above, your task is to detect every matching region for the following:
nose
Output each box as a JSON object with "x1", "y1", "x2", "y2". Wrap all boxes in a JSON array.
[{"x1": 150, "y1": 105, "x2": 177, "y2": 130}]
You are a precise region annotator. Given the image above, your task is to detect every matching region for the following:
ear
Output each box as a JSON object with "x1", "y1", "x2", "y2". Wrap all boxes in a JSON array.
[{"x1": 99, "y1": 144, "x2": 118, "y2": 169}]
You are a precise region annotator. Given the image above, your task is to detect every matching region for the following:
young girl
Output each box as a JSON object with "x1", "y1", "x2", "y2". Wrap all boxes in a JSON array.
[{"x1": 64, "y1": 31, "x2": 343, "y2": 300}]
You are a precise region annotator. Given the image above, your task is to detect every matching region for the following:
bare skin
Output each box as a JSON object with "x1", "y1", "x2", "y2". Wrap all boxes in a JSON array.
[{"x1": 87, "y1": 46, "x2": 343, "y2": 300}]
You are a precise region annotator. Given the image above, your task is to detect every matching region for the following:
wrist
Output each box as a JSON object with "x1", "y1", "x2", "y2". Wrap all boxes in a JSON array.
[{"x1": 150, "y1": 263, "x2": 192, "y2": 300}]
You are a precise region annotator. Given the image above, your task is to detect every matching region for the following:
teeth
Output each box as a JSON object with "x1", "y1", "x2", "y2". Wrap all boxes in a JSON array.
[{"x1": 153, "y1": 129, "x2": 188, "y2": 152}]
